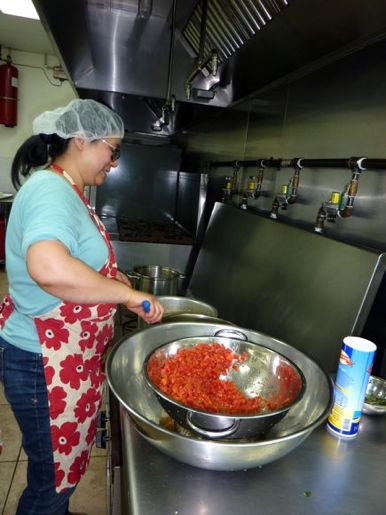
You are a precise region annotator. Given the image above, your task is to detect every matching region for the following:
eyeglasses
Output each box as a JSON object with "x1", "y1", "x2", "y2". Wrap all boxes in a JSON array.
[{"x1": 101, "y1": 139, "x2": 121, "y2": 161}]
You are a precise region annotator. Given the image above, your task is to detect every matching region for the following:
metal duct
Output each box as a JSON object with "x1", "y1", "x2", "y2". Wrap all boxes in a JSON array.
[
  {"x1": 182, "y1": 0, "x2": 289, "y2": 63},
  {"x1": 33, "y1": 0, "x2": 386, "y2": 135}
]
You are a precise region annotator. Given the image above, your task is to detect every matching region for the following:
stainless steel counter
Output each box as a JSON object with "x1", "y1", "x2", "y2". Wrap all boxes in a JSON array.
[{"x1": 120, "y1": 411, "x2": 386, "y2": 515}]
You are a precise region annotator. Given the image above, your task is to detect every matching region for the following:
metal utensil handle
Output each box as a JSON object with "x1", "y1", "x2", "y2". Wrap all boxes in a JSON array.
[
  {"x1": 125, "y1": 271, "x2": 139, "y2": 289},
  {"x1": 214, "y1": 328, "x2": 248, "y2": 340},
  {"x1": 142, "y1": 300, "x2": 151, "y2": 313},
  {"x1": 186, "y1": 412, "x2": 240, "y2": 439}
]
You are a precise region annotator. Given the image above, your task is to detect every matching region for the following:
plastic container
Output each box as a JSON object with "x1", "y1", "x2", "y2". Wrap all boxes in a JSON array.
[{"x1": 327, "y1": 336, "x2": 376, "y2": 439}]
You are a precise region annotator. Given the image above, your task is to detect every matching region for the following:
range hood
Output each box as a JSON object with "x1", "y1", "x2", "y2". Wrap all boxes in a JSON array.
[{"x1": 33, "y1": 0, "x2": 386, "y2": 136}]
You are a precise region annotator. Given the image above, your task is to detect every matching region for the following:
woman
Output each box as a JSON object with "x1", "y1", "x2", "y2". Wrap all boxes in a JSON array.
[{"x1": 0, "y1": 98, "x2": 164, "y2": 515}]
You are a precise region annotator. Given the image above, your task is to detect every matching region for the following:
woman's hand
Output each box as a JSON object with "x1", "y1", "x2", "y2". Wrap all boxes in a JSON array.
[{"x1": 124, "y1": 290, "x2": 164, "y2": 324}]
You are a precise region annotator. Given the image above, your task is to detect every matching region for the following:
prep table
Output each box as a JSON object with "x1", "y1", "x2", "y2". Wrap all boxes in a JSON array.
[{"x1": 119, "y1": 410, "x2": 386, "y2": 515}]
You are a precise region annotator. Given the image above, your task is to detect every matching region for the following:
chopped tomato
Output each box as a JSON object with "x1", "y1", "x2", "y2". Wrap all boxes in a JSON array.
[{"x1": 147, "y1": 342, "x2": 300, "y2": 415}]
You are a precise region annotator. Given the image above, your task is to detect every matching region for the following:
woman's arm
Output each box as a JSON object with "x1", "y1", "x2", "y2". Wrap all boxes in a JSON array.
[{"x1": 26, "y1": 240, "x2": 163, "y2": 322}]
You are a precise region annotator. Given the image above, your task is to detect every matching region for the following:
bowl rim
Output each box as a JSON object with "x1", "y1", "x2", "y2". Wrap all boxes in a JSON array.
[{"x1": 143, "y1": 335, "x2": 307, "y2": 420}]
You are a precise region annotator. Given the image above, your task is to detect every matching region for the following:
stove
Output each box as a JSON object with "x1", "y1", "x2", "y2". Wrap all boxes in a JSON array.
[
  {"x1": 103, "y1": 306, "x2": 141, "y2": 515},
  {"x1": 117, "y1": 218, "x2": 195, "y2": 245}
]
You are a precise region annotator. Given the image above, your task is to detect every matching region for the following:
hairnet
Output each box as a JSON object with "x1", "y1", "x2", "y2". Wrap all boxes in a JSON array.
[{"x1": 32, "y1": 99, "x2": 124, "y2": 141}]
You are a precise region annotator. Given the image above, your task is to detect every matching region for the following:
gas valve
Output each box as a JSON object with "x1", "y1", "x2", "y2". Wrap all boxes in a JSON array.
[{"x1": 324, "y1": 191, "x2": 341, "y2": 222}]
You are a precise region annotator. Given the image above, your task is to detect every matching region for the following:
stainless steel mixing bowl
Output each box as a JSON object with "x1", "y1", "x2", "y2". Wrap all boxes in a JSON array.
[
  {"x1": 144, "y1": 333, "x2": 306, "y2": 439},
  {"x1": 158, "y1": 296, "x2": 218, "y2": 318},
  {"x1": 362, "y1": 376, "x2": 386, "y2": 416},
  {"x1": 106, "y1": 321, "x2": 333, "y2": 471},
  {"x1": 138, "y1": 296, "x2": 219, "y2": 329}
]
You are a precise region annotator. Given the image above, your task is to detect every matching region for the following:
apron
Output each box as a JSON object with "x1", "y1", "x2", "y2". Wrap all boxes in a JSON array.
[{"x1": 0, "y1": 164, "x2": 118, "y2": 492}]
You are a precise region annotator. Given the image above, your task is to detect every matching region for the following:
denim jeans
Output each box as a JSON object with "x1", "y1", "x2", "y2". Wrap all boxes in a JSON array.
[{"x1": 0, "y1": 336, "x2": 75, "y2": 515}]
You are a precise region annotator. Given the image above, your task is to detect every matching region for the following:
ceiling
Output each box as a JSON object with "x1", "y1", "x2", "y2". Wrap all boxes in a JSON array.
[{"x1": 0, "y1": 12, "x2": 54, "y2": 56}]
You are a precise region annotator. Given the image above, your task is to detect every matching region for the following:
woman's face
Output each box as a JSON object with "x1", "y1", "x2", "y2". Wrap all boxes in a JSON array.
[{"x1": 82, "y1": 137, "x2": 122, "y2": 187}]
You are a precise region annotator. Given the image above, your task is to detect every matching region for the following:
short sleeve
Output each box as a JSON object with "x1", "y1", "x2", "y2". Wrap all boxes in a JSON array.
[{"x1": 18, "y1": 172, "x2": 82, "y2": 257}]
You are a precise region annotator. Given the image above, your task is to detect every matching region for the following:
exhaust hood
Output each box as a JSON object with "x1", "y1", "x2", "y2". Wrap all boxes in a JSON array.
[{"x1": 33, "y1": 0, "x2": 386, "y2": 135}]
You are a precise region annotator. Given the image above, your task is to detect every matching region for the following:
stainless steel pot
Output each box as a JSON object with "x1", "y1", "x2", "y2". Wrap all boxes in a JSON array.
[
  {"x1": 106, "y1": 321, "x2": 333, "y2": 471},
  {"x1": 126, "y1": 265, "x2": 183, "y2": 296}
]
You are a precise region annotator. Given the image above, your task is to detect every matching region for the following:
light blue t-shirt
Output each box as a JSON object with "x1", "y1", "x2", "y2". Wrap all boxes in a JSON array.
[{"x1": 1, "y1": 170, "x2": 108, "y2": 353}]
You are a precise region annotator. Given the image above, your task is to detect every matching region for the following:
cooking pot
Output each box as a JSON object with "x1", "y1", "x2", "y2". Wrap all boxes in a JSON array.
[
  {"x1": 106, "y1": 321, "x2": 333, "y2": 471},
  {"x1": 126, "y1": 265, "x2": 184, "y2": 296},
  {"x1": 144, "y1": 330, "x2": 306, "y2": 439}
]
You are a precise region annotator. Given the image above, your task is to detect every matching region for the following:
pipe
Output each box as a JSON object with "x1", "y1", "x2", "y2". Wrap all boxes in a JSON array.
[
  {"x1": 165, "y1": 0, "x2": 177, "y2": 102},
  {"x1": 210, "y1": 157, "x2": 386, "y2": 170},
  {"x1": 269, "y1": 197, "x2": 280, "y2": 219},
  {"x1": 338, "y1": 168, "x2": 362, "y2": 218},
  {"x1": 138, "y1": 0, "x2": 153, "y2": 18},
  {"x1": 211, "y1": 158, "x2": 283, "y2": 168},
  {"x1": 254, "y1": 168, "x2": 264, "y2": 198},
  {"x1": 185, "y1": 50, "x2": 219, "y2": 100},
  {"x1": 287, "y1": 160, "x2": 303, "y2": 204},
  {"x1": 314, "y1": 205, "x2": 327, "y2": 233},
  {"x1": 198, "y1": 0, "x2": 209, "y2": 62}
]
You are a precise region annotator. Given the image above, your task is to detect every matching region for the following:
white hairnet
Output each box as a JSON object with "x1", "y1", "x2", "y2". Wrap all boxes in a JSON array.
[{"x1": 32, "y1": 99, "x2": 124, "y2": 140}]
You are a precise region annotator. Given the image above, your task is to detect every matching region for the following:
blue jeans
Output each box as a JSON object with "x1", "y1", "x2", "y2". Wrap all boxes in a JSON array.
[{"x1": 0, "y1": 336, "x2": 76, "y2": 515}]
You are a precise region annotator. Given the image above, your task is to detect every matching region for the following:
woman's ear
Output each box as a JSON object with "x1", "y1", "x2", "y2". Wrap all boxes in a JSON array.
[{"x1": 73, "y1": 137, "x2": 87, "y2": 151}]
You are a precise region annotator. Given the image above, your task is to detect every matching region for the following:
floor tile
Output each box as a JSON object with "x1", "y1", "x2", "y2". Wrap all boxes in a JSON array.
[
  {"x1": 0, "y1": 383, "x2": 7, "y2": 405},
  {"x1": 91, "y1": 441, "x2": 108, "y2": 457},
  {"x1": 2, "y1": 460, "x2": 26, "y2": 515},
  {"x1": 0, "y1": 269, "x2": 8, "y2": 297},
  {"x1": 70, "y1": 456, "x2": 107, "y2": 515},
  {"x1": 19, "y1": 441, "x2": 107, "y2": 462},
  {"x1": 0, "y1": 461, "x2": 16, "y2": 514},
  {"x1": 0, "y1": 404, "x2": 22, "y2": 463},
  {"x1": 4, "y1": 456, "x2": 108, "y2": 514}
]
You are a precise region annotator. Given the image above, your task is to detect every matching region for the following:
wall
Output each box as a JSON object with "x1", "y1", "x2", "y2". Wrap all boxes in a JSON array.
[
  {"x1": 0, "y1": 50, "x2": 75, "y2": 193},
  {"x1": 173, "y1": 37, "x2": 386, "y2": 374},
  {"x1": 174, "y1": 37, "x2": 386, "y2": 252}
]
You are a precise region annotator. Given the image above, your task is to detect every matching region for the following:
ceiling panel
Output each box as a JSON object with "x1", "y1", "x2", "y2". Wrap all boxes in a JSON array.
[{"x1": 0, "y1": 12, "x2": 54, "y2": 56}]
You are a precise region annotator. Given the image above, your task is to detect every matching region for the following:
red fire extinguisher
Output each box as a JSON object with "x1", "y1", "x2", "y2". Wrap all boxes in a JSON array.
[{"x1": 0, "y1": 56, "x2": 18, "y2": 127}]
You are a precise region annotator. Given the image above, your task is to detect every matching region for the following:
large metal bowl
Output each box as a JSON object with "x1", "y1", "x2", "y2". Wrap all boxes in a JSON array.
[
  {"x1": 138, "y1": 296, "x2": 218, "y2": 329},
  {"x1": 144, "y1": 333, "x2": 306, "y2": 439},
  {"x1": 106, "y1": 321, "x2": 333, "y2": 471},
  {"x1": 158, "y1": 296, "x2": 218, "y2": 318}
]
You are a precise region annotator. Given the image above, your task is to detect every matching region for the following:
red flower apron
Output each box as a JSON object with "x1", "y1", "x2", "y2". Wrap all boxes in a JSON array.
[{"x1": 0, "y1": 165, "x2": 117, "y2": 492}]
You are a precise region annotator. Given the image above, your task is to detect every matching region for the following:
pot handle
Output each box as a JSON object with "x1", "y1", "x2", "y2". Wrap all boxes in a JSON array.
[
  {"x1": 214, "y1": 329, "x2": 248, "y2": 341},
  {"x1": 125, "y1": 271, "x2": 139, "y2": 289},
  {"x1": 185, "y1": 412, "x2": 240, "y2": 439}
]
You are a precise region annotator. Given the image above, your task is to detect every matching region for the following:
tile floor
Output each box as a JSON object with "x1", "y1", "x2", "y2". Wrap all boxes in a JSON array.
[{"x1": 0, "y1": 267, "x2": 108, "y2": 515}]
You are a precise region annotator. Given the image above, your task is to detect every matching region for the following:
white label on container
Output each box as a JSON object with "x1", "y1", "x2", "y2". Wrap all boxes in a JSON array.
[{"x1": 11, "y1": 77, "x2": 18, "y2": 88}]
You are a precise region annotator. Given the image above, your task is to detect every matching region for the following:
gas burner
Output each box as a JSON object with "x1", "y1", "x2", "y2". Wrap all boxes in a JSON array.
[
  {"x1": 116, "y1": 219, "x2": 195, "y2": 244},
  {"x1": 113, "y1": 305, "x2": 139, "y2": 340}
]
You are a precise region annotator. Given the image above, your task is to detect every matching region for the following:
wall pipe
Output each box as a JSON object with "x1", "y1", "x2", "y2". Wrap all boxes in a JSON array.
[{"x1": 210, "y1": 157, "x2": 386, "y2": 170}]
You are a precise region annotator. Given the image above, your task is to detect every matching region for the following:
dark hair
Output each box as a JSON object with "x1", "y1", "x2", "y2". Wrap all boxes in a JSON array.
[{"x1": 11, "y1": 134, "x2": 71, "y2": 189}]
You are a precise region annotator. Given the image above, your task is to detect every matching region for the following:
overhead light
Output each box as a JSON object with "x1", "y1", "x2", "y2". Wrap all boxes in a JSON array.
[{"x1": 0, "y1": 0, "x2": 39, "y2": 20}]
